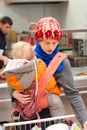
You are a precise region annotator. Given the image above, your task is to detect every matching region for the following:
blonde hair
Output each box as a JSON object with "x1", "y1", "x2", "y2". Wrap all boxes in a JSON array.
[{"x1": 11, "y1": 41, "x2": 34, "y2": 60}]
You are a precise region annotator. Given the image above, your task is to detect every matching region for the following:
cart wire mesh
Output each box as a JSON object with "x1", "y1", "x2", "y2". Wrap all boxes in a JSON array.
[{"x1": 0, "y1": 114, "x2": 78, "y2": 130}]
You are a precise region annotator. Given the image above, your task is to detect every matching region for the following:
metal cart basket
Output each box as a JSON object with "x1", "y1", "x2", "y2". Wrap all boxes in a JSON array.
[{"x1": 0, "y1": 114, "x2": 82, "y2": 130}]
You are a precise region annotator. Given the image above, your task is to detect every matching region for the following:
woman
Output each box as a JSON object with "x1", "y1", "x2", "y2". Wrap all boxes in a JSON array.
[{"x1": 34, "y1": 17, "x2": 87, "y2": 130}]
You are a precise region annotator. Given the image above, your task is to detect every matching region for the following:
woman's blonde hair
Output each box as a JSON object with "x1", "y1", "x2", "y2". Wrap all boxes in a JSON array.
[{"x1": 11, "y1": 41, "x2": 34, "y2": 60}]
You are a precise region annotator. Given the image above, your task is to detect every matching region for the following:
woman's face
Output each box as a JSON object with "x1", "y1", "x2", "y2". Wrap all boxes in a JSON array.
[{"x1": 39, "y1": 39, "x2": 58, "y2": 54}]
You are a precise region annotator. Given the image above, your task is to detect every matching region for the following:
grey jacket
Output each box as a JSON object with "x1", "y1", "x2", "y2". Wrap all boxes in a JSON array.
[
  {"x1": 2, "y1": 59, "x2": 36, "y2": 89},
  {"x1": 54, "y1": 58, "x2": 87, "y2": 126}
]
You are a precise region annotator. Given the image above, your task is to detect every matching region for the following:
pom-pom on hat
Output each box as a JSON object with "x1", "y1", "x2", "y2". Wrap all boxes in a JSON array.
[{"x1": 35, "y1": 17, "x2": 62, "y2": 42}]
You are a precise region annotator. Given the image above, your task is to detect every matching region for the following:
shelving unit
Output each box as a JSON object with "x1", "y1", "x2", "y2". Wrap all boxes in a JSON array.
[
  {"x1": 0, "y1": 83, "x2": 12, "y2": 122},
  {"x1": 5, "y1": 0, "x2": 69, "y2": 4}
]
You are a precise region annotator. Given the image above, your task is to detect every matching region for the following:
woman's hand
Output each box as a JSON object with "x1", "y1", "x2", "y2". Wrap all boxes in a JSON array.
[
  {"x1": 0, "y1": 55, "x2": 8, "y2": 65},
  {"x1": 83, "y1": 121, "x2": 87, "y2": 130},
  {"x1": 13, "y1": 90, "x2": 31, "y2": 105}
]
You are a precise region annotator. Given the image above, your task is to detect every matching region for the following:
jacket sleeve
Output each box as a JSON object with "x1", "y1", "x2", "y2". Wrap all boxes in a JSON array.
[
  {"x1": 54, "y1": 58, "x2": 87, "y2": 126},
  {"x1": 7, "y1": 85, "x2": 16, "y2": 102}
]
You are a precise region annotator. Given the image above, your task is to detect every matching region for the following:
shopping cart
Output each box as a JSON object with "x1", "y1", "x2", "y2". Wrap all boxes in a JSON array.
[{"x1": 0, "y1": 114, "x2": 82, "y2": 130}]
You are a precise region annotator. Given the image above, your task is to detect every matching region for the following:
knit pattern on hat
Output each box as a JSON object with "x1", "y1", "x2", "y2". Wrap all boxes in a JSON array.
[{"x1": 35, "y1": 17, "x2": 62, "y2": 42}]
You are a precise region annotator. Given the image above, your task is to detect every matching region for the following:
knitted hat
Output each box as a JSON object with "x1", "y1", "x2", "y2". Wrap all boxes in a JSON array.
[{"x1": 35, "y1": 17, "x2": 62, "y2": 42}]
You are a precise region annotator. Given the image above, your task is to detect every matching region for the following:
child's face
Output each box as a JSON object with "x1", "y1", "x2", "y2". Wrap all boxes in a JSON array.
[{"x1": 39, "y1": 39, "x2": 58, "y2": 54}]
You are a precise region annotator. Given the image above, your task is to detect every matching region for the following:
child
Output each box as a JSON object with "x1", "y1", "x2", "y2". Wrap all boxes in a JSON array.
[
  {"x1": 1, "y1": 41, "x2": 65, "y2": 120},
  {"x1": 34, "y1": 17, "x2": 87, "y2": 130}
]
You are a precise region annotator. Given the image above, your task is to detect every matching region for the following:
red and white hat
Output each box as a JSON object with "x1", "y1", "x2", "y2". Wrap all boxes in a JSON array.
[{"x1": 35, "y1": 17, "x2": 62, "y2": 42}]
